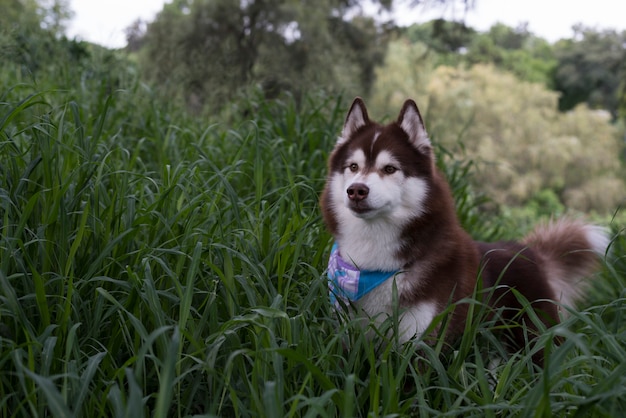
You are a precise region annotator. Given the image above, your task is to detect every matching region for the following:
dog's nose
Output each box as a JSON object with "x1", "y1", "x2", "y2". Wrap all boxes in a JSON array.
[{"x1": 347, "y1": 183, "x2": 369, "y2": 201}]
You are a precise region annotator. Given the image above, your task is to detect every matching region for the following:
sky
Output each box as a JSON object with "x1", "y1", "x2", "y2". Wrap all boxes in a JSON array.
[{"x1": 67, "y1": 0, "x2": 626, "y2": 49}]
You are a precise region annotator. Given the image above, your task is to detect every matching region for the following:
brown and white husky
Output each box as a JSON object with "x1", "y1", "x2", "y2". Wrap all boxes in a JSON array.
[{"x1": 321, "y1": 97, "x2": 608, "y2": 355}]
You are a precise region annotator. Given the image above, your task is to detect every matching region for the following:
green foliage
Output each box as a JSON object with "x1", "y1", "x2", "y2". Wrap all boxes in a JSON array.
[
  {"x1": 0, "y1": 0, "x2": 98, "y2": 90},
  {"x1": 0, "y1": 74, "x2": 336, "y2": 415},
  {"x1": 553, "y1": 26, "x2": 626, "y2": 119},
  {"x1": 372, "y1": 19, "x2": 626, "y2": 221},
  {"x1": 2, "y1": 79, "x2": 626, "y2": 416},
  {"x1": 0, "y1": 0, "x2": 72, "y2": 36},
  {"x1": 370, "y1": 60, "x2": 626, "y2": 215},
  {"x1": 0, "y1": 0, "x2": 42, "y2": 31},
  {"x1": 405, "y1": 18, "x2": 476, "y2": 54},
  {"x1": 136, "y1": 0, "x2": 392, "y2": 114},
  {"x1": 404, "y1": 21, "x2": 558, "y2": 85},
  {"x1": 368, "y1": 39, "x2": 437, "y2": 116},
  {"x1": 465, "y1": 31, "x2": 557, "y2": 86}
]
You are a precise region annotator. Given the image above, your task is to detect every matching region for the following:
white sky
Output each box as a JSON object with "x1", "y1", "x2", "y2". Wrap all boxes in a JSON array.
[
  {"x1": 67, "y1": 0, "x2": 164, "y2": 48},
  {"x1": 67, "y1": 0, "x2": 626, "y2": 49}
]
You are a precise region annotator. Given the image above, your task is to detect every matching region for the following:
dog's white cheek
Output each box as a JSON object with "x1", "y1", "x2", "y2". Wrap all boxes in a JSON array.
[
  {"x1": 329, "y1": 175, "x2": 347, "y2": 206},
  {"x1": 398, "y1": 177, "x2": 429, "y2": 217}
]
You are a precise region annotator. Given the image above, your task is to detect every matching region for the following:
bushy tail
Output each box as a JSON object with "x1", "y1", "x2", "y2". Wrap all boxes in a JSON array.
[{"x1": 522, "y1": 218, "x2": 609, "y2": 310}]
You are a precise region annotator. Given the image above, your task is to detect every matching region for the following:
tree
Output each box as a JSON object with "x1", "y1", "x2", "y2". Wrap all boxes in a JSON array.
[
  {"x1": 370, "y1": 60, "x2": 625, "y2": 214},
  {"x1": 402, "y1": 20, "x2": 557, "y2": 86},
  {"x1": 368, "y1": 39, "x2": 437, "y2": 115},
  {"x1": 0, "y1": 0, "x2": 72, "y2": 35},
  {"x1": 428, "y1": 65, "x2": 625, "y2": 214},
  {"x1": 463, "y1": 23, "x2": 556, "y2": 85},
  {"x1": 38, "y1": 0, "x2": 73, "y2": 35},
  {"x1": 1, "y1": 0, "x2": 80, "y2": 79},
  {"x1": 136, "y1": 0, "x2": 393, "y2": 114},
  {"x1": 552, "y1": 25, "x2": 626, "y2": 119},
  {"x1": 405, "y1": 18, "x2": 476, "y2": 54},
  {"x1": 0, "y1": 0, "x2": 42, "y2": 31},
  {"x1": 124, "y1": 18, "x2": 147, "y2": 52}
]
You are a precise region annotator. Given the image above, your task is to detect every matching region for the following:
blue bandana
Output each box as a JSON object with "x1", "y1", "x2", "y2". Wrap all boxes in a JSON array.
[{"x1": 327, "y1": 243, "x2": 399, "y2": 308}]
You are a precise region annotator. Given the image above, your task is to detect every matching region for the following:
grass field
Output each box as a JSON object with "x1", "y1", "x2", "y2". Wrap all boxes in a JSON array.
[{"x1": 1, "y1": 78, "x2": 626, "y2": 417}]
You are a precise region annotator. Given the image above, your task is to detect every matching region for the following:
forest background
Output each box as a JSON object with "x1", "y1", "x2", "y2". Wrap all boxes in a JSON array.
[{"x1": 4, "y1": 0, "x2": 626, "y2": 222}]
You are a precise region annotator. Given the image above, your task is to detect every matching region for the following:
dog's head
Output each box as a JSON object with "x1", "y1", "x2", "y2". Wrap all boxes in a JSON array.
[{"x1": 321, "y1": 97, "x2": 435, "y2": 235}]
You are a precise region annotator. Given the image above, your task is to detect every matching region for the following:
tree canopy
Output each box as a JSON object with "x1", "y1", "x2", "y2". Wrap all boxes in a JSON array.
[
  {"x1": 369, "y1": 45, "x2": 625, "y2": 215},
  {"x1": 5, "y1": 0, "x2": 625, "y2": 218},
  {"x1": 136, "y1": 0, "x2": 394, "y2": 113},
  {"x1": 129, "y1": 0, "x2": 626, "y2": 215},
  {"x1": 552, "y1": 25, "x2": 626, "y2": 119},
  {"x1": 1, "y1": 0, "x2": 84, "y2": 81}
]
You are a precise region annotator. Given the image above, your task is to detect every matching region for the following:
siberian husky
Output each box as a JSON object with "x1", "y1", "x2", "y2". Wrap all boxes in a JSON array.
[{"x1": 321, "y1": 97, "x2": 608, "y2": 357}]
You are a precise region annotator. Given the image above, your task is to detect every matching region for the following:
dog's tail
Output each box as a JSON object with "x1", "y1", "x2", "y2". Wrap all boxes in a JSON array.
[{"x1": 522, "y1": 218, "x2": 609, "y2": 310}]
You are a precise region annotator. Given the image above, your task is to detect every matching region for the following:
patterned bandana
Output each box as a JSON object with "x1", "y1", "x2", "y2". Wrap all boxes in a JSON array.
[{"x1": 327, "y1": 243, "x2": 399, "y2": 308}]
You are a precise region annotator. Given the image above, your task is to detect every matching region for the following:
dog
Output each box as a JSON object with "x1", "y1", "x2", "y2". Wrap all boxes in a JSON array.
[{"x1": 321, "y1": 97, "x2": 608, "y2": 358}]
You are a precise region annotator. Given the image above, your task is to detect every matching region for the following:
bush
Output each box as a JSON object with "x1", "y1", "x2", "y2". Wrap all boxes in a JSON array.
[{"x1": 369, "y1": 58, "x2": 626, "y2": 216}]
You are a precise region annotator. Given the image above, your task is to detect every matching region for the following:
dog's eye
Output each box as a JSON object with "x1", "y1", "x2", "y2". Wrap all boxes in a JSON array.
[
  {"x1": 349, "y1": 163, "x2": 359, "y2": 172},
  {"x1": 383, "y1": 165, "x2": 397, "y2": 174}
]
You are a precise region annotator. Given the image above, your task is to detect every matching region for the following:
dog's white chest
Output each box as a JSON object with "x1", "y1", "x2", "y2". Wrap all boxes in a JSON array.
[{"x1": 351, "y1": 272, "x2": 438, "y2": 344}]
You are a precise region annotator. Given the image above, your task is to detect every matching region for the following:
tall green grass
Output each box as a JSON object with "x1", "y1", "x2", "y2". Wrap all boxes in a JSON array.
[{"x1": 1, "y1": 78, "x2": 625, "y2": 417}]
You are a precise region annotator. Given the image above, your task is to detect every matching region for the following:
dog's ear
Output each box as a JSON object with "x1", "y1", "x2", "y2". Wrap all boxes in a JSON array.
[
  {"x1": 338, "y1": 97, "x2": 370, "y2": 144},
  {"x1": 397, "y1": 99, "x2": 431, "y2": 151}
]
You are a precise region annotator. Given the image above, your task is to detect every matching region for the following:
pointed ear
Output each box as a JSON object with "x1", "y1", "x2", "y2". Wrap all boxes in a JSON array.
[
  {"x1": 397, "y1": 99, "x2": 430, "y2": 151},
  {"x1": 338, "y1": 97, "x2": 370, "y2": 144}
]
